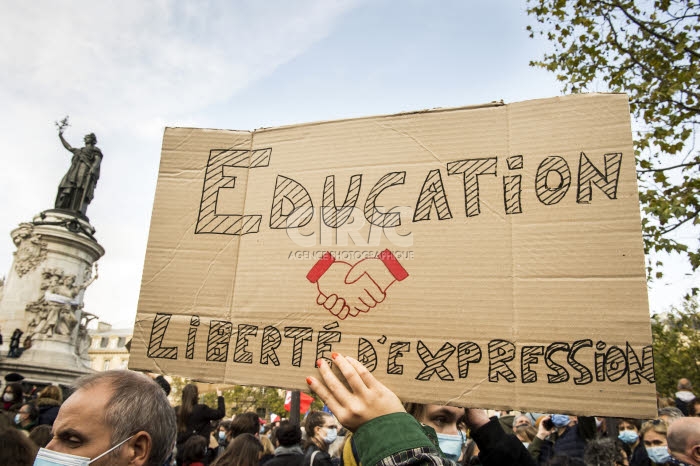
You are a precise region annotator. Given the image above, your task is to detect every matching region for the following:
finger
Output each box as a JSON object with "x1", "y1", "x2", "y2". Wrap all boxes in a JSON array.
[
  {"x1": 345, "y1": 356, "x2": 380, "y2": 390},
  {"x1": 331, "y1": 353, "x2": 369, "y2": 395},
  {"x1": 306, "y1": 375, "x2": 341, "y2": 415},
  {"x1": 363, "y1": 281, "x2": 386, "y2": 304},
  {"x1": 337, "y1": 302, "x2": 350, "y2": 320},
  {"x1": 323, "y1": 294, "x2": 339, "y2": 311},
  {"x1": 348, "y1": 306, "x2": 360, "y2": 317},
  {"x1": 316, "y1": 358, "x2": 353, "y2": 405},
  {"x1": 329, "y1": 297, "x2": 346, "y2": 316},
  {"x1": 358, "y1": 295, "x2": 374, "y2": 310},
  {"x1": 344, "y1": 260, "x2": 368, "y2": 284},
  {"x1": 317, "y1": 292, "x2": 328, "y2": 306}
]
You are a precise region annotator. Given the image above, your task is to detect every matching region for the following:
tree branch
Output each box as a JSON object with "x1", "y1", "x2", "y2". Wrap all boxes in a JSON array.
[
  {"x1": 657, "y1": 210, "x2": 700, "y2": 236},
  {"x1": 608, "y1": 0, "x2": 700, "y2": 60},
  {"x1": 637, "y1": 161, "x2": 700, "y2": 173}
]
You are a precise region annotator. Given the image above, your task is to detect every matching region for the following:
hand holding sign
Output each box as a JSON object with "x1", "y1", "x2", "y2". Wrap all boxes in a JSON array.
[
  {"x1": 307, "y1": 250, "x2": 408, "y2": 320},
  {"x1": 307, "y1": 353, "x2": 405, "y2": 431}
]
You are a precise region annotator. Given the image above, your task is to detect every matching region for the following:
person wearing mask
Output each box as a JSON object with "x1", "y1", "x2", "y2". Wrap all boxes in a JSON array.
[
  {"x1": 404, "y1": 403, "x2": 466, "y2": 462},
  {"x1": 529, "y1": 414, "x2": 594, "y2": 464},
  {"x1": 618, "y1": 419, "x2": 650, "y2": 466},
  {"x1": 215, "y1": 420, "x2": 232, "y2": 457},
  {"x1": 641, "y1": 420, "x2": 672, "y2": 466},
  {"x1": 176, "y1": 384, "x2": 225, "y2": 466},
  {"x1": 307, "y1": 353, "x2": 534, "y2": 466},
  {"x1": 2, "y1": 382, "x2": 23, "y2": 413},
  {"x1": 41, "y1": 370, "x2": 176, "y2": 466},
  {"x1": 303, "y1": 411, "x2": 336, "y2": 466},
  {"x1": 14, "y1": 402, "x2": 38, "y2": 433}
]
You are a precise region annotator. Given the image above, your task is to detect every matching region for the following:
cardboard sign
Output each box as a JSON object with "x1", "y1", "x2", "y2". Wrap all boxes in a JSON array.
[{"x1": 129, "y1": 94, "x2": 656, "y2": 418}]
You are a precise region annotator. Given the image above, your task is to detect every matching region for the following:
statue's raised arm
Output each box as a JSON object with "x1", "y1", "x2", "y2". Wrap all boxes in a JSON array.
[
  {"x1": 53, "y1": 121, "x2": 103, "y2": 217},
  {"x1": 58, "y1": 130, "x2": 74, "y2": 152}
]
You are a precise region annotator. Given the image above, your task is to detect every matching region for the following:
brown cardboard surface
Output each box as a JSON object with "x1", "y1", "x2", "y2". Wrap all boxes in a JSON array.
[{"x1": 130, "y1": 94, "x2": 656, "y2": 418}]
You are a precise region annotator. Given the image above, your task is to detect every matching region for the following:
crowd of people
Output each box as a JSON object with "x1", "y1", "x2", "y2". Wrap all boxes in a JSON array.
[{"x1": 0, "y1": 365, "x2": 699, "y2": 466}]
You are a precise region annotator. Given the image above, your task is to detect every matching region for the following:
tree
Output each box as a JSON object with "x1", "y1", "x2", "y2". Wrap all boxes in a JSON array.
[
  {"x1": 650, "y1": 296, "x2": 700, "y2": 397},
  {"x1": 201, "y1": 384, "x2": 290, "y2": 418},
  {"x1": 526, "y1": 0, "x2": 700, "y2": 281}
]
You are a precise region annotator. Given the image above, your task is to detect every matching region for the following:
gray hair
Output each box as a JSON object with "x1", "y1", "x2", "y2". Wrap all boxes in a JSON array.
[
  {"x1": 584, "y1": 437, "x2": 624, "y2": 466},
  {"x1": 73, "y1": 370, "x2": 176, "y2": 466},
  {"x1": 658, "y1": 407, "x2": 684, "y2": 419}
]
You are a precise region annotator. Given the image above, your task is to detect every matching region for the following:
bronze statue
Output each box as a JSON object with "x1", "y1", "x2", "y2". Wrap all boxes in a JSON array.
[{"x1": 54, "y1": 117, "x2": 102, "y2": 216}]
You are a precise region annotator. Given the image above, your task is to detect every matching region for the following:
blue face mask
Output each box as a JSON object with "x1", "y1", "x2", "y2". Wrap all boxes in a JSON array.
[
  {"x1": 437, "y1": 432, "x2": 465, "y2": 461},
  {"x1": 646, "y1": 446, "x2": 671, "y2": 464},
  {"x1": 551, "y1": 414, "x2": 570, "y2": 428},
  {"x1": 219, "y1": 431, "x2": 226, "y2": 441},
  {"x1": 618, "y1": 430, "x2": 639, "y2": 444},
  {"x1": 33, "y1": 435, "x2": 134, "y2": 465},
  {"x1": 323, "y1": 428, "x2": 338, "y2": 444}
]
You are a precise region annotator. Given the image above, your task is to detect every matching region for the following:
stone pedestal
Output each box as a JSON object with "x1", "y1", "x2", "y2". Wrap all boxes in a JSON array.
[{"x1": 0, "y1": 209, "x2": 104, "y2": 383}]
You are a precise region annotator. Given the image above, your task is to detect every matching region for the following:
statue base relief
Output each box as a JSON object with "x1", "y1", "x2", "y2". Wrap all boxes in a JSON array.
[{"x1": 0, "y1": 209, "x2": 104, "y2": 385}]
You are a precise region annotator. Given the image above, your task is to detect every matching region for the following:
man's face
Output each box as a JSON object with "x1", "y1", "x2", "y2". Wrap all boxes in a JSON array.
[
  {"x1": 513, "y1": 415, "x2": 531, "y2": 429},
  {"x1": 47, "y1": 382, "x2": 127, "y2": 465}
]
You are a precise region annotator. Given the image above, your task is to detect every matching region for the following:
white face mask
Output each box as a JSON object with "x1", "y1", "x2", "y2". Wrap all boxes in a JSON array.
[
  {"x1": 3, "y1": 393, "x2": 14, "y2": 402},
  {"x1": 33, "y1": 435, "x2": 133, "y2": 465}
]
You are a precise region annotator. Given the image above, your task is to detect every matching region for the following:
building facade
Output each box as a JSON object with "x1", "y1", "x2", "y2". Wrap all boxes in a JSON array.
[{"x1": 88, "y1": 322, "x2": 132, "y2": 371}]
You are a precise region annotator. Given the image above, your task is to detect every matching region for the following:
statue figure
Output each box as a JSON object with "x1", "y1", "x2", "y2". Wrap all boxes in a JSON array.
[
  {"x1": 54, "y1": 117, "x2": 103, "y2": 216},
  {"x1": 75, "y1": 311, "x2": 98, "y2": 357},
  {"x1": 25, "y1": 265, "x2": 99, "y2": 338}
]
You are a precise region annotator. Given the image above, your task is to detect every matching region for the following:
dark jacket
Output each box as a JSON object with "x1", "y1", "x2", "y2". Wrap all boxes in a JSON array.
[
  {"x1": 266, "y1": 446, "x2": 304, "y2": 466},
  {"x1": 176, "y1": 396, "x2": 225, "y2": 465},
  {"x1": 177, "y1": 396, "x2": 225, "y2": 445},
  {"x1": 36, "y1": 397, "x2": 61, "y2": 426},
  {"x1": 471, "y1": 417, "x2": 536, "y2": 466},
  {"x1": 630, "y1": 442, "x2": 651, "y2": 466},
  {"x1": 303, "y1": 444, "x2": 332, "y2": 466},
  {"x1": 534, "y1": 417, "x2": 596, "y2": 465}
]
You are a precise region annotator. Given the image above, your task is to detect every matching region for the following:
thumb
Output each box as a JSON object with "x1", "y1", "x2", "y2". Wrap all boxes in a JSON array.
[{"x1": 345, "y1": 259, "x2": 370, "y2": 284}]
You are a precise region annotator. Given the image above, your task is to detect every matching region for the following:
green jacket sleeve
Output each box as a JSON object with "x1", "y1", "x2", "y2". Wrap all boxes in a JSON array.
[{"x1": 353, "y1": 412, "x2": 438, "y2": 466}]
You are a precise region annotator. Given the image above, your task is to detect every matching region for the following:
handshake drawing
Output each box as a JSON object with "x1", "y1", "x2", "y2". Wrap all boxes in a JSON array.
[{"x1": 306, "y1": 249, "x2": 409, "y2": 320}]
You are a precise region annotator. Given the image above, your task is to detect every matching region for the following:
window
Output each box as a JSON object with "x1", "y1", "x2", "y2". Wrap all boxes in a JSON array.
[
  {"x1": 117, "y1": 337, "x2": 126, "y2": 347},
  {"x1": 103, "y1": 359, "x2": 111, "y2": 371},
  {"x1": 100, "y1": 337, "x2": 108, "y2": 348}
]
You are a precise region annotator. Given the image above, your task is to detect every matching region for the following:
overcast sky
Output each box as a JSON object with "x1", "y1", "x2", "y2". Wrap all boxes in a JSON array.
[{"x1": 1, "y1": 1, "x2": 697, "y2": 329}]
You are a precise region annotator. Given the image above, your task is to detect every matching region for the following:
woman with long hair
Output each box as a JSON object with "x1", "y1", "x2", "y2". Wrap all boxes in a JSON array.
[
  {"x1": 303, "y1": 411, "x2": 335, "y2": 466},
  {"x1": 211, "y1": 433, "x2": 263, "y2": 466},
  {"x1": 176, "y1": 384, "x2": 225, "y2": 466}
]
